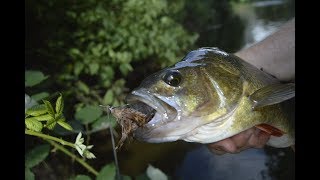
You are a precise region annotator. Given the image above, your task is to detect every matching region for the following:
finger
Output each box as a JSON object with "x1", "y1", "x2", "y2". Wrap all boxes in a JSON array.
[
  {"x1": 212, "y1": 138, "x2": 238, "y2": 153},
  {"x1": 248, "y1": 128, "x2": 270, "y2": 148},
  {"x1": 207, "y1": 146, "x2": 227, "y2": 155},
  {"x1": 231, "y1": 128, "x2": 255, "y2": 149}
]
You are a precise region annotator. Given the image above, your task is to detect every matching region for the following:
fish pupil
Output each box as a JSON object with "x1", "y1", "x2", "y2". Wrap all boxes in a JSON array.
[{"x1": 163, "y1": 70, "x2": 182, "y2": 87}]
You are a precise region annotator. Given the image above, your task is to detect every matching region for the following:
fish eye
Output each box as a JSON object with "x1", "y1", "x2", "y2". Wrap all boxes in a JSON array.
[{"x1": 162, "y1": 70, "x2": 182, "y2": 87}]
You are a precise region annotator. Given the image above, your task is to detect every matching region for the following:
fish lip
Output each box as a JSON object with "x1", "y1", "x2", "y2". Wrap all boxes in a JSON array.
[
  {"x1": 125, "y1": 89, "x2": 178, "y2": 139},
  {"x1": 126, "y1": 89, "x2": 167, "y2": 116}
]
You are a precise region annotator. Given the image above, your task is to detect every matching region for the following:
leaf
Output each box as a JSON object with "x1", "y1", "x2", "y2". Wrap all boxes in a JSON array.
[
  {"x1": 74, "y1": 62, "x2": 85, "y2": 76},
  {"x1": 119, "y1": 63, "x2": 133, "y2": 76},
  {"x1": 96, "y1": 163, "x2": 116, "y2": 180},
  {"x1": 25, "y1": 118, "x2": 43, "y2": 132},
  {"x1": 31, "y1": 92, "x2": 49, "y2": 102},
  {"x1": 57, "y1": 120, "x2": 73, "y2": 131},
  {"x1": 32, "y1": 114, "x2": 52, "y2": 121},
  {"x1": 43, "y1": 100, "x2": 55, "y2": 118},
  {"x1": 77, "y1": 81, "x2": 90, "y2": 95},
  {"x1": 89, "y1": 63, "x2": 99, "y2": 75},
  {"x1": 25, "y1": 168, "x2": 35, "y2": 180},
  {"x1": 101, "y1": 66, "x2": 114, "y2": 80},
  {"x1": 102, "y1": 90, "x2": 114, "y2": 105},
  {"x1": 74, "y1": 175, "x2": 92, "y2": 180},
  {"x1": 46, "y1": 118, "x2": 57, "y2": 130},
  {"x1": 55, "y1": 95, "x2": 64, "y2": 115},
  {"x1": 91, "y1": 115, "x2": 116, "y2": 131},
  {"x1": 25, "y1": 70, "x2": 48, "y2": 87},
  {"x1": 146, "y1": 165, "x2": 168, "y2": 180},
  {"x1": 25, "y1": 144, "x2": 50, "y2": 168},
  {"x1": 26, "y1": 104, "x2": 47, "y2": 116},
  {"x1": 121, "y1": 175, "x2": 132, "y2": 180},
  {"x1": 75, "y1": 105, "x2": 103, "y2": 124}
]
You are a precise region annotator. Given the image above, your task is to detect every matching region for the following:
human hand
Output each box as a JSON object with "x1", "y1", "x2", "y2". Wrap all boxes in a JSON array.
[{"x1": 207, "y1": 127, "x2": 270, "y2": 155}]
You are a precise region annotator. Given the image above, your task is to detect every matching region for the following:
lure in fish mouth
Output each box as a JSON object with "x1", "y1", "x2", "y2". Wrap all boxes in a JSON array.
[{"x1": 114, "y1": 47, "x2": 295, "y2": 148}]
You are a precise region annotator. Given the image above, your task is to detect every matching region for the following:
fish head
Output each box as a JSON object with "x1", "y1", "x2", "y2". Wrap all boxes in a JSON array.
[{"x1": 126, "y1": 47, "x2": 244, "y2": 143}]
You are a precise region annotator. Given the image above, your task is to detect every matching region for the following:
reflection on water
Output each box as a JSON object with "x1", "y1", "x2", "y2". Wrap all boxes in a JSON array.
[{"x1": 233, "y1": 0, "x2": 294, "y2": 49}]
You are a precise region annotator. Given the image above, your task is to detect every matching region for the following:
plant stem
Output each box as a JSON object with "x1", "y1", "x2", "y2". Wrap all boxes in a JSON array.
[
  {"x1": 25, "y1": 129, "x2": 75, "y2": 148},
  {"x1": 46, "y1": 140, "x2": 99, "y2": 176}
]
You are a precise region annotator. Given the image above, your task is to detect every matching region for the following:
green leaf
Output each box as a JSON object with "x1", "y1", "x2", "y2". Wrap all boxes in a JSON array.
[
  {"x1": 32, "y1": 114, "x2": 52, "y2": 121},
  {"x1": 57, "y1": 120, "x2": 73, "y2": 131},
  {"x1": 101, "y1": 66, "x2": 114, "y2": 80},
  {"x1": 96, "y1": 163, "x2": 116, "y2": 180},
  {"x1": 69, "y1": 48, "x2": 81, "y2": 58},
  {"x1": 25, "y1": 144, "x2": 50, "y2": 168},
  {"x1": 74, "y1": 175, "x2": 92, "y2": 180},
  {"x1": 25, "y1": 118, "x2": 43, "y2": 132},
  {"x1": 43, "y1": 100, "x2": 55, "y2": 118},
  {"x1": 121, "y1": 175, "x2": 132, "y2": 180},
  {"x1": 55, "y1": 95, "x2": 64, "y2": 115},
  {"x1": 77, "y1": 81, "x2": 90, "y2": 95},
  {"x1": 89, "y1": 63, "x2": 99, "y2": 75},
  {"x1": 74, "y1": 62, "x2": 85, "y2": 76},
  {"x1": 31, "y1": 92, "x2": 49, "y2": 102},
  {"x1": 91, "y1": 115, "x2": 116, "y2": 131},
  {"x1": 119, "y1": 63, "x2": 133, "y2": 76},
  {"x1": 102, "y1": 90, "x2": 114, "y2": 105},
  {"x1": 146, "y1": 164, "x2": 168, "y2": 180},
  {"x1": 25, "y1": 70, "x2": 49, "y2": 87},
  {"x1": 75, "y1": 105, "x2": 103, "y2": 124},
  {"x1": 26, "y1": 104, "x2": 47, "y2": 116},
  {"x1": 25, "y1": 168, "x2": 35, "y2": 180},
  {"x1": 46, "y1": 118, "x2": 57, "y2": 130}
]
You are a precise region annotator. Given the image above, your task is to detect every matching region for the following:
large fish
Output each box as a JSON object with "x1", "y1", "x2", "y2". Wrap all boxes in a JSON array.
[{"x1": 116, "y1": 47, "x2": 295, "y2": 148}]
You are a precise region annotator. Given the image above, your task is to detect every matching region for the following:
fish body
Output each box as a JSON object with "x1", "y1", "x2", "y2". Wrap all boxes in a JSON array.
[{"x1": 124, "y1": 47, "x2": 295, "y2": 148}]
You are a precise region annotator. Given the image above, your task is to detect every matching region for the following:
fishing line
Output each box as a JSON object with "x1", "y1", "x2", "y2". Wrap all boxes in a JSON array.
[{"x1": 100, "y1": 105, "x2": 121, "y2": 180}]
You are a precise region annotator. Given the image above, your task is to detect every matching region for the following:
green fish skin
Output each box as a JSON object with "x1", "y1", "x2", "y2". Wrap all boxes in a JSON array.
[{"x1": 126, "y1": 47, "x2": 295, "y2": 148}]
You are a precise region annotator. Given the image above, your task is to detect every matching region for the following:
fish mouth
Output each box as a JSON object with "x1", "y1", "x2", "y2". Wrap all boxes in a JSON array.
[{"x1": 125, "y1": 89, "x2": 180, "y2": 142}]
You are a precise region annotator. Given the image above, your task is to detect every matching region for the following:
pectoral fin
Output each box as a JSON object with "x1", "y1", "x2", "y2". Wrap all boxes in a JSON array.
[{"x1": 249, "y1": 83, "x2": 295, "y2": 110}]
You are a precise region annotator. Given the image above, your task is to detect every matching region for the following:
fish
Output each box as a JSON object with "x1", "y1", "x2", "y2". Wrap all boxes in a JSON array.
[{"x1": 114, "y1": 47, "x2": 295, "y2": 148}]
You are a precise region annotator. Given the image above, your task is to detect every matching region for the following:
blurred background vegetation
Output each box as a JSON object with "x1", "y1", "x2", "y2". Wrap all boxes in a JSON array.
[{"x1": 25, "y1": 0, "x2": 295, "y2": 179}]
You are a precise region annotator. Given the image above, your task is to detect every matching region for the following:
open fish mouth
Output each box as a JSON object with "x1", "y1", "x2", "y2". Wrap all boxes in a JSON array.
[{"x1": 125, "y1": 89, "x2": 179, "y2": 142}]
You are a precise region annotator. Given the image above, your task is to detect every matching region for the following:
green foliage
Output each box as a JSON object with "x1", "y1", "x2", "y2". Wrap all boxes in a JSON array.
[
  {"x1": 25, "y1": 94, "x2": 73, "y2": 132},
  {"x1": 27, "y1": 0, "x2": 197, "y2": 115},
  {"x1": 91, "y1": 115, "x2": 117, "y2": 132},
  {"x1": 25, "y1": 144, "x2": 50, "y2": 168},
  {"x1": 25, "y1": 70, "x2": 48, "y2": 87},
  {"x1": 25, "y1": 168, "x2": 35, "y2": 180},
  {"x1": 26, "y1": 104, "x2": 47, "y2": 116},
  {"x1": 56, "y1": 94, "x2": 64, "y2": 116},
  {"x1": 74, "y1": 175, "x2": 92, "y2": 180},
  {"x1": 57, "y1": 120, "x2": 73, "y2": 131},
  {"x1": 96, "y1": 163, "x2": 116, "y2": 180},
  {"x1": 43, "y1": 100, "x2": 55, "y2": 118},
  {"x1": 75, "y1": 105, "x2": 103, "y2": 124},
  {"x1": 31, "y1": 92, "x2": 49, "y2": 102},
  {"x1": 25, "y1": 118, "x2": 43, "y2": 132}
]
